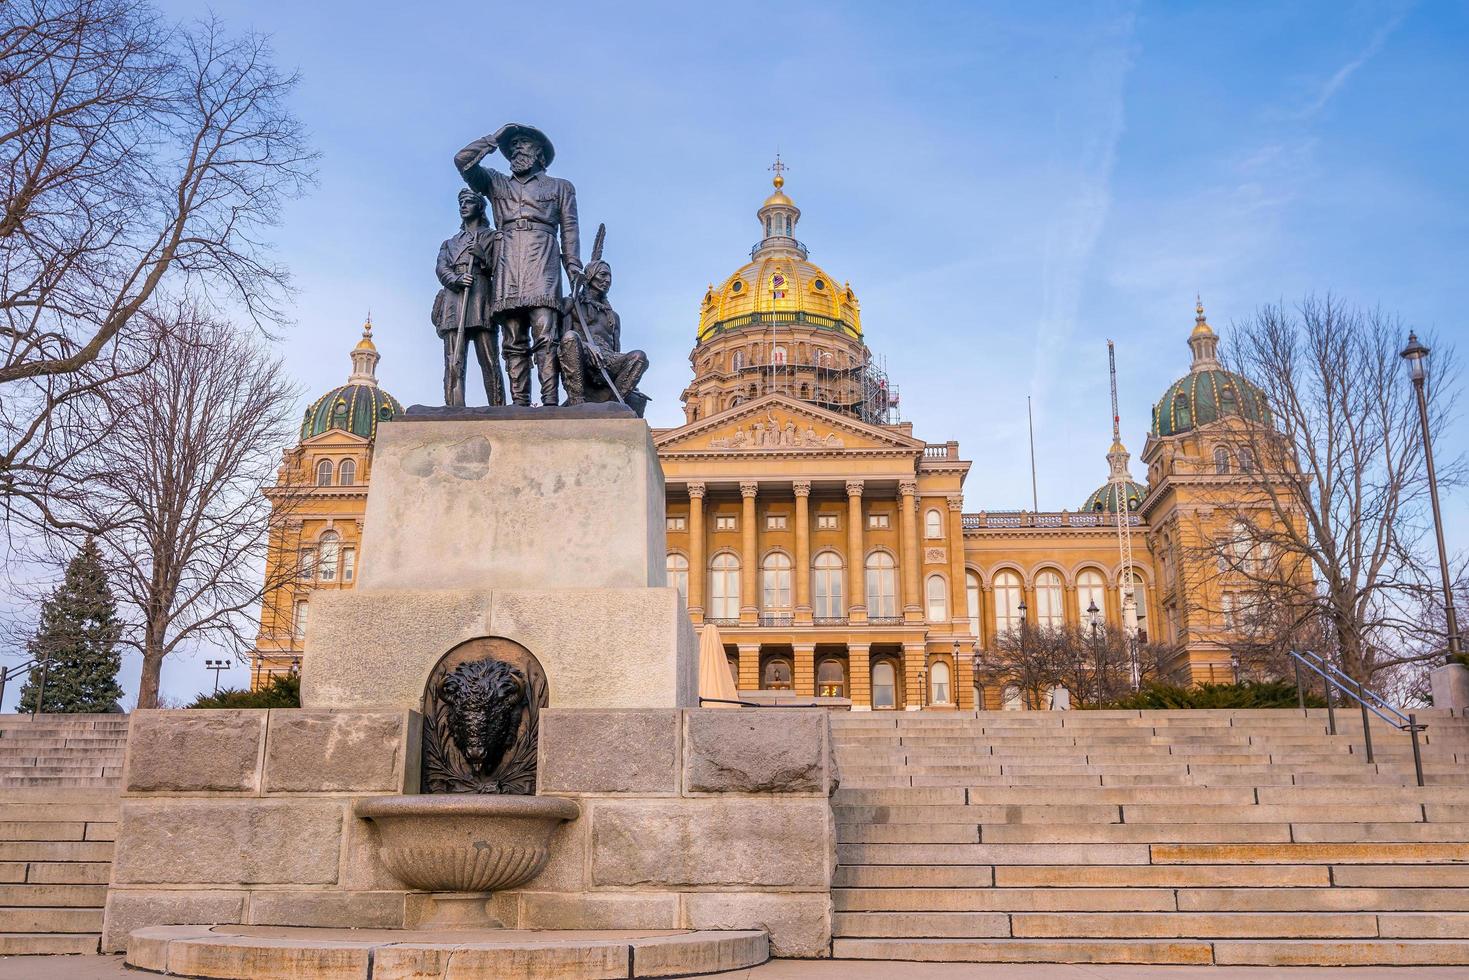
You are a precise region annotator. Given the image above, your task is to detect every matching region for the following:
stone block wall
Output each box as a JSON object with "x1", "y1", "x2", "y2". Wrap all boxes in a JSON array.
[
  {"x1": 102, "y1": 707, "x2": 837, "y2": 958},
  {"x1": 102, "y1": 708, "x2": 420, "y2": 952}
]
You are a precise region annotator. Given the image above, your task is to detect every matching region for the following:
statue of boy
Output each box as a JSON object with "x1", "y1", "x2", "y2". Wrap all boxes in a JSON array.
[
  {"x1": 455, "y1": 123, "x2": 581, "y2": 407},
  {"x1": 432, "y1": 189, "x2": 503, "y2": 406},
  {"x1": 559, "y1": 259, "x2": 649, "y2": 416}
]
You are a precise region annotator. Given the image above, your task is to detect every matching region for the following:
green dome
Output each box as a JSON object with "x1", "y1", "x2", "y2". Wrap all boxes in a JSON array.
[
  {"x1": 300, "y1": 383, "x2": 404, "y2": 442},
  {"x1": 1083, "y1": 479, "x2": 1146, "y2": 514},
  {"x1": 1151, "y1": 369, "x2": 1269, "y2": 437}
]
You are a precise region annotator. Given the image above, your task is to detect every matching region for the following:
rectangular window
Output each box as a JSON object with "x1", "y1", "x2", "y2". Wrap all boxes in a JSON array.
[
  {"x1": 666, "y1": 516, "x2": 687, "y2": 532},
  {"x1": 868, "y1": 513, "x2": 891, "y2": 530},
  {"x1": 714, "y1": 515, "x2": 737, "y2": 532},
  {"x1": 293, "y1": 600, "x2": 308, "y2": 641},
  {"x1": 766, "y1": 514, "x2": 788, "y2": 530},
  {"x1": 342, "y1": 549, "x2": 356, "y2": 583},
  {"x1": 298, "y1": 549, "x2": 315, "y2": 580},
  {"x1": 816, "y1": 513, "x2": 839, "y2": 530}
]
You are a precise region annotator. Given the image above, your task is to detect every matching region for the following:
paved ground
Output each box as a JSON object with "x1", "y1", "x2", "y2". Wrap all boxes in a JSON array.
[{"x1": 4, "y1": 956, "x2": 1469, "y2": 979}]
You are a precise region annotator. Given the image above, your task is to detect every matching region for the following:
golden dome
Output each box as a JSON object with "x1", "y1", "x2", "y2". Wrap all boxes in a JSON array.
[
  {"x1": 697, "y1": 165, "x2": 862, "y2": 343},
  {"x1": 354, "y1": 316, "x2": 377, "y2": 352}
]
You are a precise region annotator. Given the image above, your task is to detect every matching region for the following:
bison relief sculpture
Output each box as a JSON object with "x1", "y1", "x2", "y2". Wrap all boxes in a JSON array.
[{"x1": 421, "y1": 637, "x2": 548, "y2": 794}]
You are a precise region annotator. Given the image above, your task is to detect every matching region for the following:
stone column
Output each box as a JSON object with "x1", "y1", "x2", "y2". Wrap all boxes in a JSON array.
[
  {"x1": 947, "y1": 495, "x2": 967, "y2": 629},
  {"x1": 740, "y1": 481, "x2": 759, "y2": 625},
  {"x1": 848, "y1": 643, "x2": 871, "y2": 709},
  {"x1": 793, "y1": 642, "x2": 816, "y2": 697},
  {"x1": 737, "y1": 642, "x2": 761, "y2": 693},
  {"x1": 903, "y1": 642, "x2": 926, "y2": 710},
  {"x1": 899, "y1": 480, "x2": 921, "y2": 623},
  {"x1": 793, "y1": 481, "x2": 813, "y2": 626},
  {"x1": 846, "y1": 480, "x2": 867, "y2": 624},
  {"x1": 687, "y1": 482, "x2": 707, "y2": 623}
]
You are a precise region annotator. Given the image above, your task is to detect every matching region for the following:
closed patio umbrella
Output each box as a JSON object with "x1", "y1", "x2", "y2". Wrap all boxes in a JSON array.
[{"x1": 697, "y1": 622, "x2": 741, "y2": 707}]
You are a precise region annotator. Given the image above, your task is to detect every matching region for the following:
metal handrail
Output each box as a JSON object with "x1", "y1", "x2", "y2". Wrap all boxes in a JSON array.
[
  {"x1": 0, "y1": 657, "x2": 54, "y2": 717},
  {"x1": 697, "y1": 697, "x2": 823, "y2": 708},
  {"x1": 1288, "y1": 649, "x2": 1427, "y2": 786}
]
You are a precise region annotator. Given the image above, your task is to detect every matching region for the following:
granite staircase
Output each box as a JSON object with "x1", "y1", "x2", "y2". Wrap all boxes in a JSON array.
[
  {"x1": 0, "y1": 714, "x2": 127, "y2": 955},
  {"x1": 830, "y1": 708, "x2": 1469, "y2": 967}
]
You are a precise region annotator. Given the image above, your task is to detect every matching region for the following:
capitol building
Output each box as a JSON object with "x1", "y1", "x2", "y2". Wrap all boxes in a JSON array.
[{"x1": 252, "y1": 169, "x2": 1276, "y2": 709}]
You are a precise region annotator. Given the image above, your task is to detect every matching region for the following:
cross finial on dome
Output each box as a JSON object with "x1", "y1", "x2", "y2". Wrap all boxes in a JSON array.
[
  {"x1": 1196, "y1": 295, "x2": 1205, "y2": 324},
  {"x1": 769, "y1": 152, "x2": 788, "y2": 190},
  {"x1": 363, "y1": 311, "x2": 373, "y2": 339}
]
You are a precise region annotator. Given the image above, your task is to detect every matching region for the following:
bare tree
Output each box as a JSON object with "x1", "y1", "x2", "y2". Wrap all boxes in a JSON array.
[
  {"x1": 0, "y1": 0, "x2": 315, "y2": 530},
  {"x1": 976, "y1": 623, "x2": 1168, "y2": 708},
  {"x1": 63, "y1": 300, "x2": 301, "y2": 708},
  {"x1": 1196, "y1": 297, "x2": 1462, "y2": 684}
]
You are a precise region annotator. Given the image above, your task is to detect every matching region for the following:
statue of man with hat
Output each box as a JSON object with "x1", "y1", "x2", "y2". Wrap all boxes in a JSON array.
[
  {"x1": 454, "y1": 124, "x2": 582, "y2": 407},
  {"x1": 432, "y1": 188, "x2": 502, "y2": 406}
]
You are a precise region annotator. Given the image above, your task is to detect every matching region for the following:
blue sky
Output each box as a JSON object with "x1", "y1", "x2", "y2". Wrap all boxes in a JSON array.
[{"x1": 7, "y1": 1, "x2": 1467, "y2": 708}]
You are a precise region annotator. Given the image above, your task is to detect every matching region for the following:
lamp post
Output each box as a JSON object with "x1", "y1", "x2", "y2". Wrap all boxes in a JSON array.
[
  {"x1": 1087, "y1": 599, "x2": 1102, "y2": 704},
  {"x1": 1400, "y1": 332, "x2": 1462, "y2": 664},
  {"x1": 205, "y1": 658, "x2": 232, "y2": 695}
]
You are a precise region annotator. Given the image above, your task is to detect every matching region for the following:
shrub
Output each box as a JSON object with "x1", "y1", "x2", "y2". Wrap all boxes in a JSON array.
[
  {"x1": 1094, "y1": 679, "x2": 1325, "y2": 710},
  {"x1": 187, "y1": 671, "x2": 299, "y2": 709}
]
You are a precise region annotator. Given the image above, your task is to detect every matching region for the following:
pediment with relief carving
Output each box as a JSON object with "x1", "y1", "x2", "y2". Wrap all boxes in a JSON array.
[{"x1": 655, "y1": 394, "x2": 923, "y2": 455}]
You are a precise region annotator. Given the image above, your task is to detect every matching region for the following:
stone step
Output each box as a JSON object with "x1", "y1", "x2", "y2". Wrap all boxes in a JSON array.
[
  {"x1": 0, "y1": 883, "x2": 107, "y2": 907},
  {"x1": 834, "y1": 886, "x2": 1178, "y2": 912},
  {"x1": 835, "y1": 804, "x2": 1125, "y2": 824},
  {"x1": 0, "y1": 821, "x2": 90, "y2": 841},
  {"x1": 0, "y1": 861, "x2": 111, "y2": 884},
  {"x1": 1177, "y1": 887, "x2": 1469, "y2": 912},
  {"x1": 990, "y1": 864, "x2": 1333, "y2": 888},
  {"x1": 831, "y1": 936, "x2": 1469, "y2": 965},
  {"x1": 0, "y1": 932, "x2": 99, "y2": 954},
  {"x1": 0, "y1": 906, "x2": 103, "y2": 932},
  {"x1": 1151, "y1": 842, "x2": 1469, "y2": 865},
  {"x1": 837, "y1": 823, "x2": 1295, "y2": 845},
  {"x1": 0, "y1": 840, "x2": 114, "y2": 863},
  {"x1": 834, "y1": 910, "x2": 1416, "y2": 939},
  {"x1": 0, "y1": 775, "x2": 122, "y2": 788},
  {"x1": 0, "y1": 803, "x2": 118, "y2": 823}
]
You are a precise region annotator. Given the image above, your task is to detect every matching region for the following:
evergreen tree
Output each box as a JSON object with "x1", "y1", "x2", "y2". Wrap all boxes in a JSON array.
[{"x1": 18, "y1": 539, "x2": 124, "y2": 713}]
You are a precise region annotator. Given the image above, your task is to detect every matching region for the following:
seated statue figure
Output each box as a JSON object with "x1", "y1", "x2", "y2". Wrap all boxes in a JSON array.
[{"x1": 559, "y1": 258, "x2": 649, "y2": 417}]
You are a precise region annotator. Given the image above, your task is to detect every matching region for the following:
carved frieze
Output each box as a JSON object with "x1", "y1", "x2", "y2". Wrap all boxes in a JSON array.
[{"x1": 709, "y1": 411, "x2": 845, "y2": 450}]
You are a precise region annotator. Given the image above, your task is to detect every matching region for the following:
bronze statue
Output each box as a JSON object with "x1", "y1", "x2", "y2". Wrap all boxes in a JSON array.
[
  {"x1": 455, "y1": 124, "x2": 581, "y2": 407},
  {"x1": 432, "y1": 189, "x2": 503, "y2": 406},
  {"x1": 559, "y1": 229, "x2": 648, "y2": 416}
]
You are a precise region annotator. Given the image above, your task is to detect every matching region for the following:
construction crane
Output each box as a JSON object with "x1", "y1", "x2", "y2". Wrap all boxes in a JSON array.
[{"x1": 1108, "y1": 340, "x2": 1141, "y2": 688}]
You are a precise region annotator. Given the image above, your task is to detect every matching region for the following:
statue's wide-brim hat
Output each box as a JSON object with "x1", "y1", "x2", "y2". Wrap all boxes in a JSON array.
[{"x1": 498, "y1": 123, "x2": 555, "y2": 167}]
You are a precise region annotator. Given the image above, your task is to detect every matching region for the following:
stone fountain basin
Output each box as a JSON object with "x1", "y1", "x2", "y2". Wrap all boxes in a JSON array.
[{"x1": 355, "y1": 794, "x2": 579, "y2": 893}]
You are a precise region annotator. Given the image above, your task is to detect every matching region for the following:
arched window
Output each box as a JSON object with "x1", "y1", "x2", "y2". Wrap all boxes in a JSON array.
[
  {"x1": 1078, "y1": 569, "x2": 1106, "y2": 626},
  {"x1": 1035, "y1": 570, "x2": 1064, "y2": 627},
  {"x1": 1174, "y1": 392, "x2": 1192, "y2": 429},
  {"x1": 762, "y1": 658, "x2": 793, "y2": 691},
  {"x1": 317, "y1": 531, "x2": 340, "y2": 582},
  {"x1": 966, "y1": 571, "x2": 982, "y2": 638},
  {"x1": 762, "y1": 552, "x2": 792, "y2": 614},
  {"x1": 1125, "y1": 572, "x2": 1149, "y2": 642},
  {"x1": 732, "y1": 350, "x2": 745, "y2": 371},
  {"x1": 338, "y1": 458, "x2": 356, "y2": 486},
  {"x1": 817, "y1": 659, "x2": 846, "y2": 698},
  {"x1": 293, "y1": 600, "x2": 308, "y2": 641},
  {"x1": 709, "y1": 553, "x2": 740, "y2": 620},
  {"x1": 813, "y1": 552, "x2": 844, "y2": 618},
  {"x1": 666, "y1": 554, "x2": 689, "y2": 602},
  {"x1": 1002, "y1": 683, "x2": 1024, "y2": 711},
  {"x1": 994, "y1": 570, "x2": 1024, "y2": 634},
  {"x1": 926, "y1": 575, "x2": 948, "y2": 622},
  {"x1": 772, "y1": 345, "x2": 787, "y2": 366},
  {"x1": 925, "y1": 508, "x2": 943, "y2": 539},
  {"x1": 872, "y1": 661, "x2": 897, "y2": 709},
  {"x1": 315, "y1": 459, "x2": 333, "y2": 487},
  {"x1": 865, "y1": 552, "x2": 897, "y2": 618},
  {"x1": 1214, "y1": 447, "x2": 1231, "y2": 474},
  {"x1": 930, "y1": 661, "x2": 952, "y2": 704}
]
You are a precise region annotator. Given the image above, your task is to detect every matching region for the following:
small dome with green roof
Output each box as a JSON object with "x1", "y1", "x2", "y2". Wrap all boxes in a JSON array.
[
  {"x1": 299, "y1": 318, "x2": 404, "y2": 443},
  {"x1": 1151, "y1": 300, "x2": 1270, "y2": 438},
  {"x1": 1082, "y1": 439, "x2": 1147, "y2": 513}
]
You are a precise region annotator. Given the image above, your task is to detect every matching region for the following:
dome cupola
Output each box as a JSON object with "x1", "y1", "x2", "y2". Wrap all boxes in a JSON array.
[
  {"x1": 1151, "y1": 299, "x2": 1271, "y2": 437},
  {"x1": 300, "y1": 317, "x2": 405, "y2": 443},
  {"x1": 754, "y1": 155, "x2": 805, "y2": 261},
  {"x1": 1083, "y1": 438, "x2": 1147, "y2": 513}
]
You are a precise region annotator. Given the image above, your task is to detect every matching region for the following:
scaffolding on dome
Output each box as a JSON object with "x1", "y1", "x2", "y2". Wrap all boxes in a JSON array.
[{"x1": 750, "y1": 317, "x2": 900, "y2": 425}]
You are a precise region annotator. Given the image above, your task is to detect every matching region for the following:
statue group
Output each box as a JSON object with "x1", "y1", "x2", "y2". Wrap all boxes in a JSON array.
[{"x1": 432, "y1": 123, "x2": 649, "y2": 416}]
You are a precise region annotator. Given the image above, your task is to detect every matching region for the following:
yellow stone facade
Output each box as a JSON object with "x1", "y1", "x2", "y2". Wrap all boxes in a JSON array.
[{"x1": 253, "y1": 172, "x2": 1287, "y2": 705}]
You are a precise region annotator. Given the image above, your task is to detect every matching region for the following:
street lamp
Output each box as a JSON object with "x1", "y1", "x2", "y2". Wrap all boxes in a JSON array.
[
  {"x1": 1086, "y1": 600, "x2": 1102, "y2": 704},
  {"x1": 205, "y1": 659, "x2": 232, "y2": 694},
  {"x1": 1400, "y1": 332, "x2": 1462, "y2": 663}
]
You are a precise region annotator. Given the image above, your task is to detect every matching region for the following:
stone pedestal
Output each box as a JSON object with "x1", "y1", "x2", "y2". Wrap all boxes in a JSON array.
[
  {"x1": 1431, "y1": 663, "x2": 1469, "y2": 712},
  {"x1": 299, "y1": 408, "x2": 696, "y2": 710}
]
